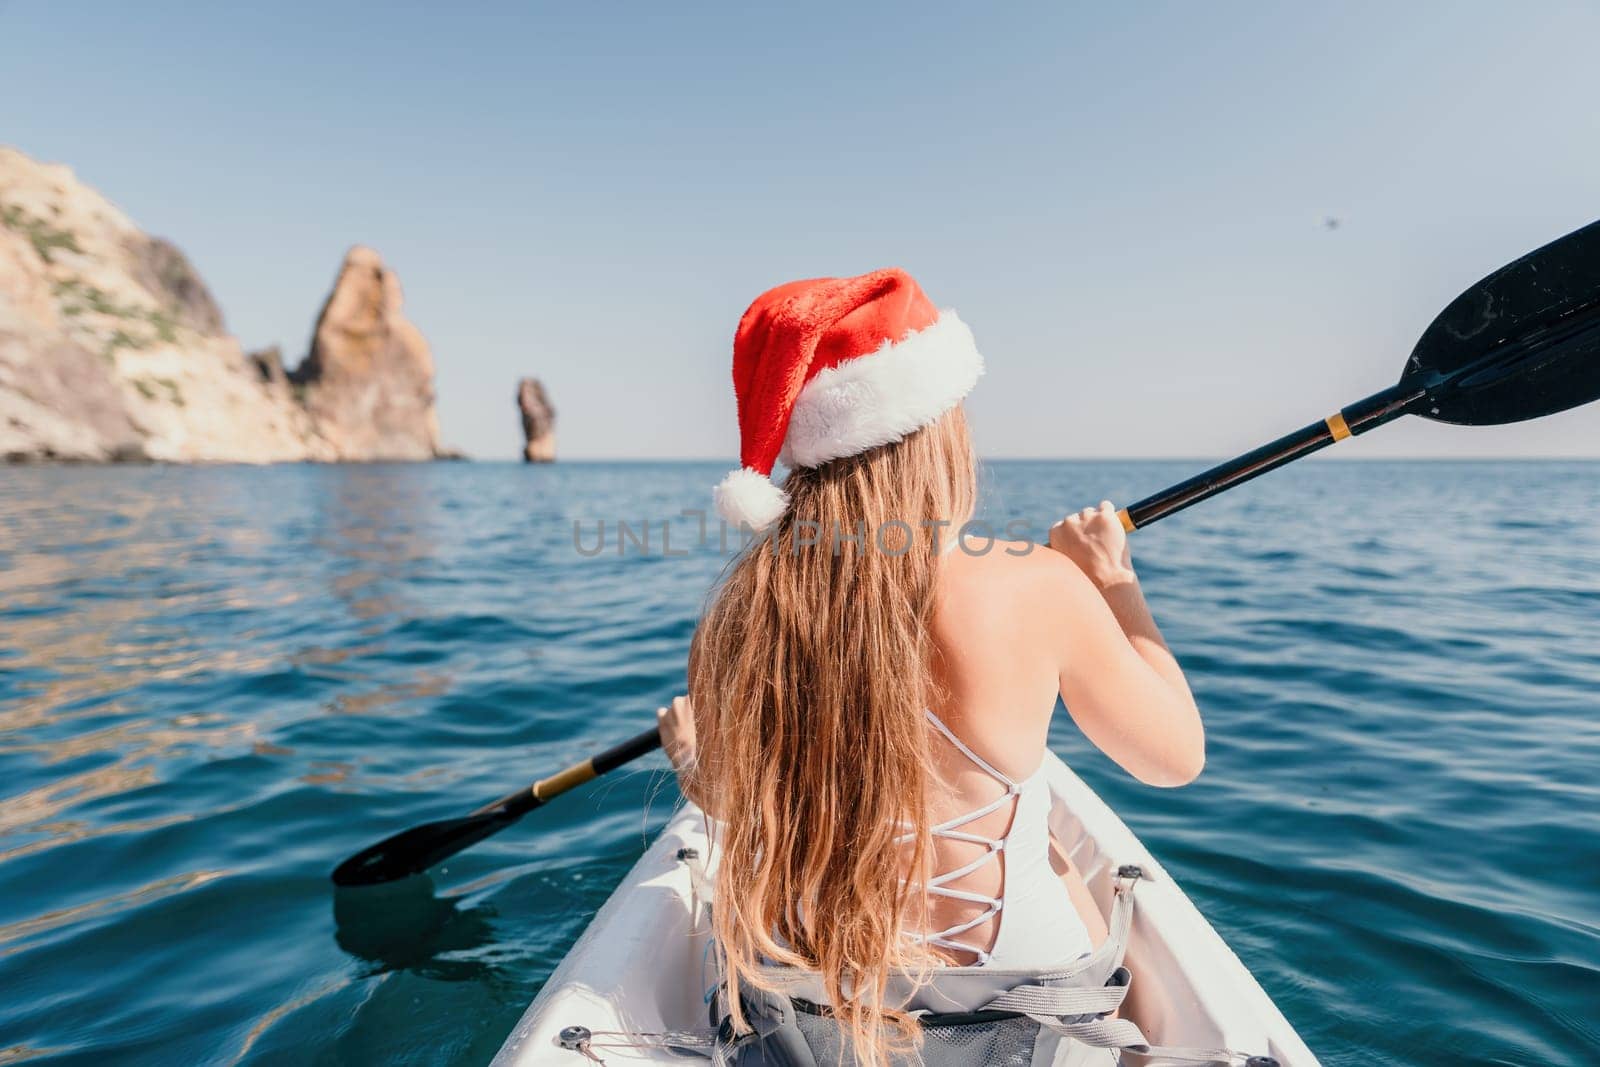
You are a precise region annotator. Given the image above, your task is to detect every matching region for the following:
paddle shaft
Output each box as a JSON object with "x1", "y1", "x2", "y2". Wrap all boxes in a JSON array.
[
  {"x1": 478, "y1": 387, "x2": 1418, "y2": 808},
  {"x1": 467, "y1": 385, "x2": 1402, "y2": 807},
  {"x1": 1116, "y1": 382, "x2": 1423, "y2": 532},
  {"x1": 472, "y1": 726, "x2": 664, "y2": 821},
  {"x1": 448, "y1": 385, "x2": 1506, "y2": 817}
]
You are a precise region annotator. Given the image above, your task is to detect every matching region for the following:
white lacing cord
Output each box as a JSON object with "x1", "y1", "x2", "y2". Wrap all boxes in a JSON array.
[{"x1": 899, "y1": 709, "x2": 1031, "y2": 963}]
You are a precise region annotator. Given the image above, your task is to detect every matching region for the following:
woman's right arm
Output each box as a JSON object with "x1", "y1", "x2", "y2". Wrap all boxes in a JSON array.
[{"x1": 1044, "y1": 502, "x2": 1205, "y2": 787}]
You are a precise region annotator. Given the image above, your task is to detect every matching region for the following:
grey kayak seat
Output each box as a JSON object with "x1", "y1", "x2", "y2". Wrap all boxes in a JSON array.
[
  {"x1": 553, "y1": 867, "x2": 1276, "y2": 1066},
  {"x1": 707, "y1": 867, "x2": 1270, "y2": 1066}
]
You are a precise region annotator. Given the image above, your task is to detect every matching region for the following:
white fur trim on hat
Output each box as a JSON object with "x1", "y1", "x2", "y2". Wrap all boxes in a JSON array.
[
  {"x1": 713, "y1": 466, "x2": 789, "y2": 531},
  {"x1": 778, "y1": 311, "x2": 983, "y2": 469}
]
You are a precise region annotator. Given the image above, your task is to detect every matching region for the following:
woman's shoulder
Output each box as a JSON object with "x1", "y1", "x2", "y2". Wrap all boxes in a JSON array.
[
  {"x1": 944, "y1": 538, "x2": 1086, "y2": 585},
  {"x1": 940, "y1": 539, "x2": 1094, "y2": 615},
  {"x1": 932, "y1": 541, "x2": 1088, "y2": 729}
]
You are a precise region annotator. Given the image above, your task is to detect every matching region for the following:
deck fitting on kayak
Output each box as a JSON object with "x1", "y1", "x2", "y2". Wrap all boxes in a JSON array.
[
  {"x1": 1117, "y1": 864, "x2": 1144, "y2": 880},
  {"x1": 676, "y1": 847, "x2": 699, "y2": 861},
  {"x1": 1246, "y1": 1057, "x2": 1283, "y2": 1067},
  {"x1": 557, "y1": 1026, "x2": 592, "y2": 1050}
]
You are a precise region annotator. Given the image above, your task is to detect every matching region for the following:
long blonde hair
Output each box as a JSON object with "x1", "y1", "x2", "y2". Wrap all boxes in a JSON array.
[{"x1": 689, "y1": 406, "x2": 977, "y2": 1065}]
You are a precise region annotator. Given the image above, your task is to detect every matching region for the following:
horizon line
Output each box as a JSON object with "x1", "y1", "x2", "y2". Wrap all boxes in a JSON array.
[{"x1": 464, "y1": 454, "x2": 1600, "y2": 464}]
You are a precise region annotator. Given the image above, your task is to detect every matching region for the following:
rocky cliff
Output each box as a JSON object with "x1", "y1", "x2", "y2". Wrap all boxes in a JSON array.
[
  {"x1": 517, "y1": 377, "x2": 556, "y2": 462},
  {"x1": 0, "y1": 147, "x2": 449, "y2": 462}
]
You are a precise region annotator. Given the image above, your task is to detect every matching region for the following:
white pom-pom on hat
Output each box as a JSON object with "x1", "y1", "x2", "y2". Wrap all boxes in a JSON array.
[{"x1": 713, "y1": 467, "x2": 789, "y2": 531}]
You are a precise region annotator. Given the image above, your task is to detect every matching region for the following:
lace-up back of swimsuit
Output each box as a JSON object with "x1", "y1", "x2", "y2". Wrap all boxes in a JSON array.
[{"x1": 908, "y1": 709, "x2": 1092, "y2": 968}]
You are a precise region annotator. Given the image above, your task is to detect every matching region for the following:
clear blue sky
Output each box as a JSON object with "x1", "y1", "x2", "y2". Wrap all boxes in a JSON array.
[{"x1": 4, "y1": 2, "x2": 1598, "y2": 459}]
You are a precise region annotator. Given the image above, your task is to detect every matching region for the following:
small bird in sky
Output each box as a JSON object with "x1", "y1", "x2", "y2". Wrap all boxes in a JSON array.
[{"x1": 1323, "y1": 216, "x2": 1342, "y2": 231}]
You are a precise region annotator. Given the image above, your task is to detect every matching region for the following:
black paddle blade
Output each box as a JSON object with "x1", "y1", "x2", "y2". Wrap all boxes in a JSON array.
[
  {"x1": 1406, "y1": 219, "x2": 1600, "y2": 426},
  {"x1": 331, "y1": 811, "x2": 515, "y2": 888}
]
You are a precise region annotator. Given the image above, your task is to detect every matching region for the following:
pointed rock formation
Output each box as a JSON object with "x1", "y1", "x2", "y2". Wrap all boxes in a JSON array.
[
  {"x1": 290, "y1": 247, "x2": 443, "y2": 460},
  {"x1": 518, "y1": 377, "x2": 556, "y2": 462}
]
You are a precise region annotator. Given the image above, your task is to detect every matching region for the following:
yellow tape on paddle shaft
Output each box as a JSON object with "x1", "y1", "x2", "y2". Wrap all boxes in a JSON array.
[
  {"x1": 1115, "y1": 413, "x2": 1348, "y2": 536},
  {"x1": 532, "y1": 758, "x2": 598, "y2": 801}
]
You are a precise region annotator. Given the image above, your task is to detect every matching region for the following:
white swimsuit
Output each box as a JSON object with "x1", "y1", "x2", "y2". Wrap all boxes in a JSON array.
[{"x1": 908, "y1": 709, "x2": 1093, "y2": 968}]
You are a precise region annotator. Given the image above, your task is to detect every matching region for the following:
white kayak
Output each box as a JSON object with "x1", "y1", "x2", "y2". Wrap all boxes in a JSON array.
[{"x1": 492, "y1": 752, "x2": 1320, "y2": 1065}]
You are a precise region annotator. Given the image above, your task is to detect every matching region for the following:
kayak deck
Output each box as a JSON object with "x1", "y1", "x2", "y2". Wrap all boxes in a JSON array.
[{"x1": 492, "y1": 753, "x2": 1319, "y2": 1065}]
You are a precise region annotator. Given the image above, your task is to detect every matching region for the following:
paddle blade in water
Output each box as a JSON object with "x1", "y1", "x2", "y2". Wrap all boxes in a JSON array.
[
  {"x1": 329, "y1": 727, "x2": 661, "y2": 887},
  {"x1": 331, "y1": 812, "x2": 514, "y2": 887},
  {"x1": 1405, "y1": 219, "x2": 1600, "y2": 426}
]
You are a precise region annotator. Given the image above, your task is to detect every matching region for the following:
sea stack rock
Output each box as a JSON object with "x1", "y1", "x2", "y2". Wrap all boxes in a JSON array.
[
  {"x1": 290, "y1": 247, "x2": 443, "y2": 461},
  {"x1": 518, "y1": 377, "x2": 556, "y2": 462}
]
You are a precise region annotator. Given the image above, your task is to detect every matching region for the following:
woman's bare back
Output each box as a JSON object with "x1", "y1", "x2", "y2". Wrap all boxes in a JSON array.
[{"x1": 918, "y1": 518, "x2": 1204, "y2": 961}]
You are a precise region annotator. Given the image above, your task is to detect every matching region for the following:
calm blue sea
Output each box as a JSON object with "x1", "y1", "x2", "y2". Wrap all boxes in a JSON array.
[{"x1": 1, "y1": 461, "x2": 1598, "y2": 1066}]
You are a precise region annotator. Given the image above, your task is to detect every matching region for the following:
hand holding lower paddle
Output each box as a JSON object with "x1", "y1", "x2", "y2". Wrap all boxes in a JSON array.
[
  {"x1": 332, "y1": 218, "x2": 1600, "y2": 887},
  {"x1": 656, "y1": 695, "x2": 697, "y2": 777}
]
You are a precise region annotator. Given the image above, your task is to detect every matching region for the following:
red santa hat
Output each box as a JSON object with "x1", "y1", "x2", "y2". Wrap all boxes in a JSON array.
[{"x1": 713, "y1": 268, "x2": 983, "y2": 530}]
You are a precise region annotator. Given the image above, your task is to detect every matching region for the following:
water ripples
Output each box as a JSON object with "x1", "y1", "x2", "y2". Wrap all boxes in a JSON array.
[{"x1": 0, "y1": 461, "x2": 1597, "y2": 1064}]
